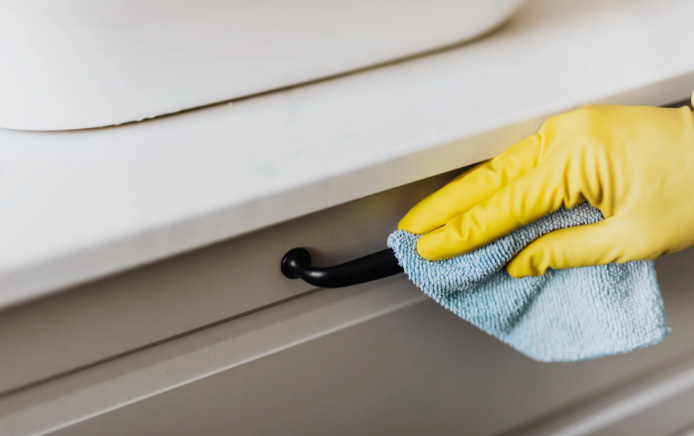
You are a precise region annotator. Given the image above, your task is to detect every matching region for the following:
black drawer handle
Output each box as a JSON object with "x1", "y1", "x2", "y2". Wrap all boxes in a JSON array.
[{"x1": 281, "y1": 248, "x2": 404, "y2": 288}]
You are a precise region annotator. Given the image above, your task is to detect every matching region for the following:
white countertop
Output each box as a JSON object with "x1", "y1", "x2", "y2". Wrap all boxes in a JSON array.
[{"x1": 2, "y1": 0, "x2": 694, "y2": 310}]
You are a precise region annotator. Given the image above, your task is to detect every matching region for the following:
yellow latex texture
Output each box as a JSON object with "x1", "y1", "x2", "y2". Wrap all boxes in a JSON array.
[{"x1": 398, "y1": 103, "x2": 694, "y2": 278}]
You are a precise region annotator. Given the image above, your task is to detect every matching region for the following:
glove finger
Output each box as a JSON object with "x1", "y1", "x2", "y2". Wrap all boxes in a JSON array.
[
  {"x1": 506, "y1": 219, "x2": 626, "y2": 278},
  {"x1": 416, "y1": 159, "x2": 579, "y2": 260},
  {"x1": 398, "y1": 134, "x2": 541, "y2": 235}
]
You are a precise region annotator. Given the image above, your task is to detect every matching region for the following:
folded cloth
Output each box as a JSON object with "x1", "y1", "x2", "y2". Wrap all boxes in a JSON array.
[{"x1": 387, "y1": 202, "x2": 669, "y2": 362}]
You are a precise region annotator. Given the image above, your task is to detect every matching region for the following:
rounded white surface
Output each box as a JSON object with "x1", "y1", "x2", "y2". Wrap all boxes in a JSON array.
[{"x1": 0, "y1": 0, "x2": 525, "y2": 131}]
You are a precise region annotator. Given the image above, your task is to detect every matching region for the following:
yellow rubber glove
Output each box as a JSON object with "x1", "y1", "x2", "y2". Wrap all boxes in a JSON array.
[{"x1": 398, "y1": 102, "x2": 694, "y2": 278}]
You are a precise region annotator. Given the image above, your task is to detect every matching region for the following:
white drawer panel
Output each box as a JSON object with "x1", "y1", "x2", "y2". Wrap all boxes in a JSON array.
[
  {"x1": 0, "y1": 171, "x2": 455, "y2": 395},
  {"x1": 4, "y1": 247, "x2": 694, "y2": 436}
]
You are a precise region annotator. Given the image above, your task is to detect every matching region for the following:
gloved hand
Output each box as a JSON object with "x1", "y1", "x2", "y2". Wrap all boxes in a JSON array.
[{"x1": 398, "y1": 102, "x2": 694, "y2": 278}]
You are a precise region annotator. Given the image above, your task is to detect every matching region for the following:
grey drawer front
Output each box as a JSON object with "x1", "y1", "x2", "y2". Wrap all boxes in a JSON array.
[
  {"x1": 45, "y1": 248, "x2": 694, "y2": 436},
  {"x1": 0, "y1": 171, "x2": 456, "y2": 395}
]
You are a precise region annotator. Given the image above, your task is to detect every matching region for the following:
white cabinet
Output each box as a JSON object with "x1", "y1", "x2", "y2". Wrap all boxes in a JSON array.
[
  {"x1": 2, "y1": 171, "x2": 694, "y2": 436},
  {"x1": 0, "y1": 171, "x2": 454, "y2": 395},
  {"x1": 25, "y1": 251, "x2": 694, "y2": 436}
]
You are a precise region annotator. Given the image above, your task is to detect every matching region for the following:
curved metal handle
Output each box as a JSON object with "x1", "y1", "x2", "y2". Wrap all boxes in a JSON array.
[{"x1": 281, "y1": 248, "x2": 403, "y2": 288}]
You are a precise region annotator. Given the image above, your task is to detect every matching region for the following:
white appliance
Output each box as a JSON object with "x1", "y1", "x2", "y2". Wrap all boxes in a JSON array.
[{"x1": 0, "y1": 0, "x2": 526, "y2": 131}]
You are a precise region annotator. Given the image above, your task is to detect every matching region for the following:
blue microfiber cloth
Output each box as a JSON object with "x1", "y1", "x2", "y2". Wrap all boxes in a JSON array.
[{"x1": 387, "y1": 202, "x2": 669, "y2": 362}]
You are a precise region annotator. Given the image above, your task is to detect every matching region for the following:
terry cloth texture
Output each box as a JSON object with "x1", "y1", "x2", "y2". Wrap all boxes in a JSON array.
[{"x1": 387, "y1": 202, "x2": 669, "y2": 362}]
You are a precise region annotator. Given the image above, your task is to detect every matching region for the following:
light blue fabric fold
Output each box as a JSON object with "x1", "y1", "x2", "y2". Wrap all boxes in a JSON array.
[{"x1": 387, "y1": 202, "x2": 669, "y2": 362}]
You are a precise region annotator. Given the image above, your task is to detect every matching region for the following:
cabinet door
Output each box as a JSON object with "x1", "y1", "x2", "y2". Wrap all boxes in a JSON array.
[
  {"x1": 43, "y1": 248, "x2": 694, "y2": 436},
  {"x1": 0, "y1": 171, "x2": 457, "y2": 395}
]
